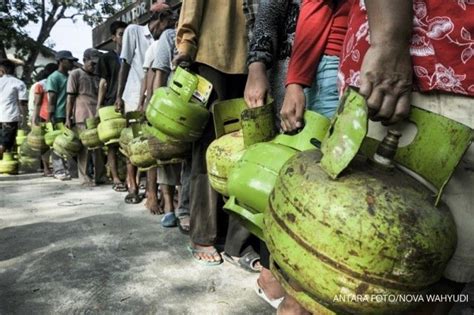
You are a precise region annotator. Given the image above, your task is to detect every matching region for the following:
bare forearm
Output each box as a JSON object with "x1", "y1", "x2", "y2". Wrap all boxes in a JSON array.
[
  {"x1": 138, "y1": 76, "x2": 147, "y2": 109},
  {"x1": 33, "y1": 94, "x2": 42, "y2": 123},
  {"x1": 152, "y1": 69, "x2": 169, "y2": 92},
  {"x1": 98, "y1": 78, "x2": 107, "y2": 107},
  {"x1": 144, "y1": 70, "x2": 157, "y2": 107},
  {"x1": 66, "y1": 95, "x2": 75, "y2": 122},
  {"x1": 47, "y1": 92, "x2": 57, "y2": 118},
  {"x1": 116, "y1": 62, "x2": 131, "y2": 101},
  {"x1": 365, "y1": 0, "x2": 413, "y2": 46}
]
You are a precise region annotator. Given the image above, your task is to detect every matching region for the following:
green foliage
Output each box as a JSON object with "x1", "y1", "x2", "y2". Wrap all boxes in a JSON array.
[{"x1": 0, "y1": 0, "x2": 129, "y2": 83}]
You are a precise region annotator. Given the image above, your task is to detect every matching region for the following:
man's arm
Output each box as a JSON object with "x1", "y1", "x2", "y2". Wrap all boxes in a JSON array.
[
  {"x1": 18, "y1": 100, "x2": 28, "y2": 128},
  {"x1": 17, "y1": 83, "x2": 28, "y2": 127},
  {"x1": 115, "y1": 62, "x2": 131, "y2": 112},
  {"x1": 97, "y1": 78, "x2": 107, "y2": 108},
  {"x1": 152, "y1": 69, "x2": 169, "y2": 94},
  {"x1": 172, "y1": 0, "x2": 204, "y2": 67},
  {"x1": 47, "y1": 91, "x2": 57, "y2": 122},
  {"x1": 33, "y1": 92, "x2": 43, "y2": 126},
  {"x1": 137, "y1": 74, "x2": 148, "y2": 113},
  {"x1": 144, "y1": 69, "x2": 156, "y2": 108},
  {"x1": 65, "y1": 94, "x2": 76, "y2": 129},
  {"x1": 115, "y1": 26, "x2": 135, "y2": 112},
  {"x1": 360, "y1": 0, "x2": 413, "y2": 124}
]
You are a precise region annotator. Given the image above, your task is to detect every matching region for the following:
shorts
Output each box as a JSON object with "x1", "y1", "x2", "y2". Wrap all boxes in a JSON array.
[
  {"x1": 157, "y1": 163, "x2": 181, "y2": 186},
  {"x1": 0, "y1": 122, "x2": 19, "y2": 150}
]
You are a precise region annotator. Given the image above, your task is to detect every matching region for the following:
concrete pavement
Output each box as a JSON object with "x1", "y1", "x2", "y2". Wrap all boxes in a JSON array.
[{"x1": 0, "y1": 174, "x2": 273, "y2": 314}]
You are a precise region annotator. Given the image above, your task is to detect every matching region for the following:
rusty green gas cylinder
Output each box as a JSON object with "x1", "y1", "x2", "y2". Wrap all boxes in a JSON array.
[
  {"x1": 128, "y1": 136, "x2": 156, "y2": 169},
  {"x1": 16, "y1": 129, "x2": 27, "y2": 146},
  {"x1": 0, "y1": 152, "x2": 19, "y2": 174},
  {"x1": 145, "y1": 68, "x2": 209, "y2": 142},
  {"x1": 97, "y1": 108, "x2": 126, "y2": 145},
  {"x1": 27, "y1": 125, "x2": 48, "y2": 152},
  {"x1": 143, "y1": 124, "x2": 191, "y2": 161},
  {"x1": 44, "y1": 122, "x2": 65, "y2": 147},
  {"x1": 79, "y1": 118, "x2": 101, "y2": 149},
  {"x1": 224, "y1": 111, "x2": 330, "y2": 238},
  {"x1": 265, "y1": 149, "x2": 457, "y2": 314},
  {"x1": 53, "y1": 128, "x2": 81, "y2": 158},
  {"x1": 207, "y1": 130, "x2": 245, "y2": 196}
]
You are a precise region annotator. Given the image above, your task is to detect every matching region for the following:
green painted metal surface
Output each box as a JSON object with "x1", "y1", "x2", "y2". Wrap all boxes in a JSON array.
[
  {"x1": 97, "y1": 117, "x2": 127, "y2": 144},
  {"x1": 98, "y1": 106, "x2": 122, "y2": 121},
  {"x1": 0, "y1": 152, "x2": 18, "y2": 174},
  {"x1": 146, "y1": 87, "x2": 209, "y2": 142},
  {"x1": 224, "y1": 111, "x2": 331, "y2": 239},
  {"x1": 320, "y1": 88, "x2": 368, "y2": 179},
  {"x1": 241, "y1": 100, "x2": 276, "y2": 148},
  {"x1": 79, "y1": 128, "x2": 101, "y2": 149},
  {"x1": 129, "y1": 136, "x2": 157, "y2": 169},
  {"x1": 207, "y1": 98, "x2": 276, "y2": 196},
  {"x1": 262, "y1": 92, "x2": 469, "y2": 313},
  {"x1": 207, "y1": 130, "x2": 245, "y2": 196},
  {"x1": 272, "y1": 110, "x2": 331, "y2": 151},
  {"x1": 168, "y1": 66, "x2": 199, "y2": 103},
  {"x1": 265, "y1": 149, "x2": 457, "y2": 314},
  {"x1": 27, "y1": 125, "x2": 48, "y2": 153},
  {"x1": 53, "y1": 128, "x2": 81, "y2": 158},
  {"x1": 211, "y1": 98, "x2": 247, "y2": 139},
  {"x1": 360, "y1": 107, "x2": 473, "y2": 205},
  {"x1": 143, "y1": 123, "x2": 191, "y2": 161}
]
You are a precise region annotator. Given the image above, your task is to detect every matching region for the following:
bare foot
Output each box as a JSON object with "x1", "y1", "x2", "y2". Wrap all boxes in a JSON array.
[
  {"x1": 145, "y1": 196, "x2": 163, "y2": 215},
  {"x1": 258, "y1": 268, "x2": 285, "y2": 300},
  {"x1": 277, "y1": 294, "x2": 311, "y2": 315},
  {"x1": 178, "y1": 215, "x2": 190, "y2": 233},
  {"x1": 190, "y1": 244, "x2": 222, "y2": 264}
]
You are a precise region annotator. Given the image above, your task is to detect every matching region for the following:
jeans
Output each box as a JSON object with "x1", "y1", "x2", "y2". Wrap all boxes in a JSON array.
[{"x1": 304, "y1": 55, "x2": 340, "y2": 119}]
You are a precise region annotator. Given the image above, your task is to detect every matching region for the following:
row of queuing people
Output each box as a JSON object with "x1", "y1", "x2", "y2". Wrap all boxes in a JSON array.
[
  {"x1": 1, "y1": 0, "x2": 472, "y2": 313},
  {"x1": 164, "y1": 0, "x2": 474, "y2": 313}
]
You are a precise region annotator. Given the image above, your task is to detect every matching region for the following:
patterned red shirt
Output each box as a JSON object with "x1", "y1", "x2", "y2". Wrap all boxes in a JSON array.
[{"x1": 338, "y1": 0, "x2": 474, "y2": 96}]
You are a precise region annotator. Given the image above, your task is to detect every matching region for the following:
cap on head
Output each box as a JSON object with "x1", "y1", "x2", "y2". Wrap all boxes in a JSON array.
[
  {"x1": 83, "y1": 48, "x2": 102, "y2": 63},
  {"x1": 150, "y1": 1, "x2": 170, "y2": 13},
  {"x1": 55, "y1": 50, "x2": 79, "y2": 62}
]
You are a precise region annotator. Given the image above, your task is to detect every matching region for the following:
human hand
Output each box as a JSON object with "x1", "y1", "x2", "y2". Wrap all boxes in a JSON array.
[
  {"x1": 359, "y1": 44, "x2": 412, "y2": 125},
  {"x1": 280, "y1": 84, "x2": 306, "y2": 132},
  {"x1": 244, "y1": 62, "x2": 269, "y2": 108},
  {"x1": 171, "y1": 52, "x2": 192, "y2": 70},
  {"x1": 115, "y1": 98, "x2": 124, "y2": 114},
  {"x1": 65, "y1": 118, "x2": 72, "y2": 129}
]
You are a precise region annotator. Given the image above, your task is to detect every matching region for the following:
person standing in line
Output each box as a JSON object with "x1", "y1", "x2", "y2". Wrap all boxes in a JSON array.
[
  {"x1": 173, "y1": 0, "x2": 259, "y2": 266},
  {"x1": 115, "y1": 2, "x2": 175, "y2": 204},
  {"x1": 97, "y1": 20, "x2": 128, "y2": 192},
  {"x1": 32, "y1": 63, "x2": 59, "y2": 176},
  {"x1": 46, "y1": 50, "x2": 78, "y2": 181},
  {"x1": 66, "y1": 48, "x2": 105, "y2": 187},
  {"x1": 0, "y1": 59, "x2": 28, "y2": 159}
]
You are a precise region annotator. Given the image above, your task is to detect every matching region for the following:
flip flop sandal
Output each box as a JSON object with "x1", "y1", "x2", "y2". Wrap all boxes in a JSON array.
[
  {"x1": 254, "y1": 280, "x2": 284, "y2": 309},
  {"x1": 161, "y1": 212, "x2": 177, "y2": 227},
  {"x1": 222, "y1": 251, "x2": 261, "y2": 273},
  {"x1": 124, "y1": 192, "x2": 143, "y2": 204},
  {"x1": 187, "y1": 246, "x2": 223, "y2": 266},
  {"x1": 112, "y1": 183, "x2": 127, "y2": 192},
  {"x1": 177, "y1": 215, "x2": 190, "y2": 235}
]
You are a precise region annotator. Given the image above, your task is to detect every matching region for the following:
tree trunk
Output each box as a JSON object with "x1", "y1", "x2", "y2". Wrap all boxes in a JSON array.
[{"x1": 21, "y1": 48, "x2": 41, "y2": 85}]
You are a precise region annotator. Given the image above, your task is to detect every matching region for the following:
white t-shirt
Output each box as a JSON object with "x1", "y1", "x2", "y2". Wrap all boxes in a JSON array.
[
  {"x1": 120, "y1": 24, "x2": 154, "y2": 112},
  {"x1": 0, "y1": 75, "x2": 28, "y2": 122},
  {"x1": 143, "y1": 40, "x2": 160, "y2": 71}
]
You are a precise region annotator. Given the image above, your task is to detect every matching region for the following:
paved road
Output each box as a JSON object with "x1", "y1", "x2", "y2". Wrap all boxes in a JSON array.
[{"x1": 0, "y1": 174, "x2": 273, "y2": 315}]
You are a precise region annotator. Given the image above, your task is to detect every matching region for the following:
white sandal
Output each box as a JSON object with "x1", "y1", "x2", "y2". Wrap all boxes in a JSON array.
[{"x1": 254, "y1": 280, "x2": 284, "y2": 309}]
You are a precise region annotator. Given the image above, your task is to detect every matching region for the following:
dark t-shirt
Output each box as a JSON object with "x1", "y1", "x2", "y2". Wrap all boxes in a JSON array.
[{"x1": 96, "y1": 50, "x2": 120, "y2": 106}]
